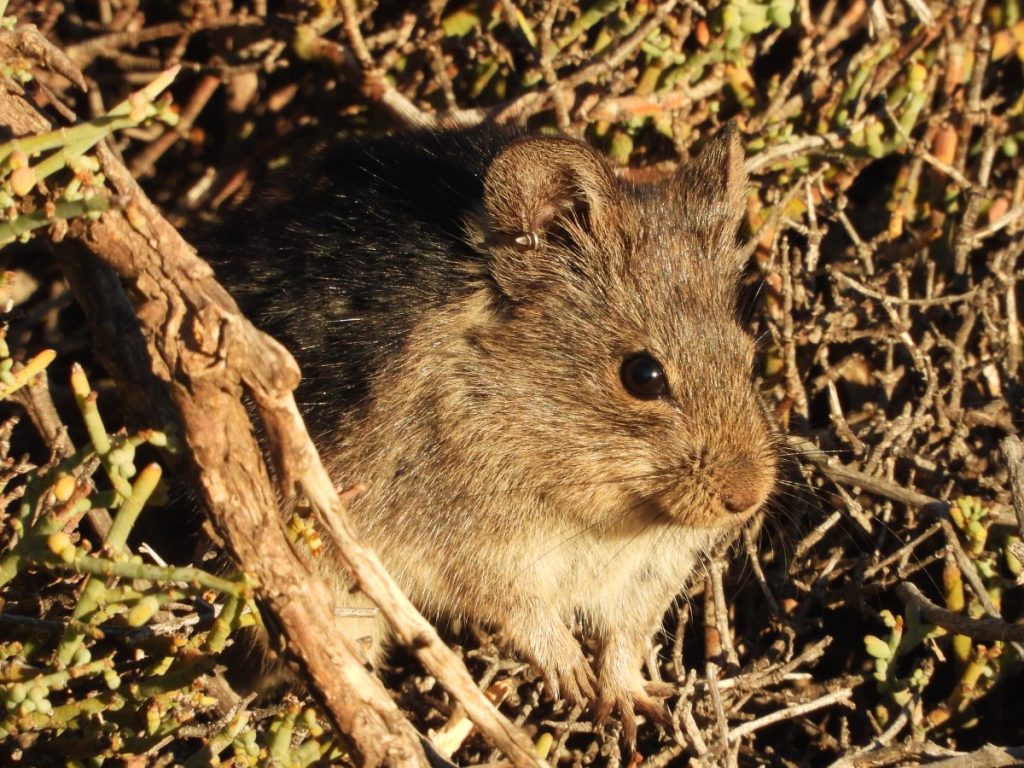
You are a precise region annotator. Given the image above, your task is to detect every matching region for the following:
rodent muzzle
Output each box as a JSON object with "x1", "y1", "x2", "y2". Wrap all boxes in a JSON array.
[{"x1": 679, "y1": 435, "x2": 778, "y2": 523}]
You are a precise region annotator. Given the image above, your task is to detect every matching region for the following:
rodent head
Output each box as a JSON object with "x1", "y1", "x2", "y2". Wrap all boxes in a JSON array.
[{"x1": 446, "y1": 128, "x2": 777, "y2": 532}]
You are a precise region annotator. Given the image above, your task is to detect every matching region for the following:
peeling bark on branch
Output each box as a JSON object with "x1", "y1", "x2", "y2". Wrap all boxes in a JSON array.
[
  {"x1": 66, "y1": 145, "x2": 426, "y2": 766},
  {"x1": 0, "y1": 58, "x2": 544, "y2": 767}
]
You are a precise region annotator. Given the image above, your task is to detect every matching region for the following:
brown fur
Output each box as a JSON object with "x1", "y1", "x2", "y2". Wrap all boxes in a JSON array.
[{"x1": 219, "y1": 126, "x2": 778, "y2": 743}]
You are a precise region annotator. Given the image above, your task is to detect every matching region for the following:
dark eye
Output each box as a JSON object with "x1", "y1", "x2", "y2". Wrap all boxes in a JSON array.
[{"x1": 620, "y1": 353, "x2": 668, "y2": 400}]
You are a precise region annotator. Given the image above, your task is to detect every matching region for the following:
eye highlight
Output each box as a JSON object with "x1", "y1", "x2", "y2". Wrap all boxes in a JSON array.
[{"x1": 620, "y1": 353, "x2": 668, "y2": 400}]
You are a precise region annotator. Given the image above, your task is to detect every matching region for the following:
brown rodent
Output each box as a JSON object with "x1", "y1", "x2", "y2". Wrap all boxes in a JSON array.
[{"x1": 215, "y1": 125, "x2": 778, "y2": 744}]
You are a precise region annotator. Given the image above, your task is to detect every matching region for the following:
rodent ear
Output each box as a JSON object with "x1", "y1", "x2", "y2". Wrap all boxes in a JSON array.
[
  {"x1": 482, "y1": 137, "x2": 618, "y2": 293},
  {"x1": 673, "y1": 123, "x2": 747, "y2": 256}
]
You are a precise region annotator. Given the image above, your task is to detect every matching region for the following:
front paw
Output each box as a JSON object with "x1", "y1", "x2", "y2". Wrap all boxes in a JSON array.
[
  {"x1": 595, "y1": 677, "x2": 675, "y2": 748},
  {"x1": 542, "y1": 645, "x2": 597, "y2": 706},
  {"x1": 507, "y1": 621, "x2": 596, "y2": 706}
]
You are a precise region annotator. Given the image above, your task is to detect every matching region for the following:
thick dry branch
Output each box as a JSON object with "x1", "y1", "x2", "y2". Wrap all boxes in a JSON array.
[
  {"x1": 0, "y1": 59, "x2": 542, "y2": 768},
  {"x1": 895, "y1": 583, "x2": 1024, "y2": 644},
  {"x1": 921, "y1": 744, "x2": 1024, "y2": 768},
  {"x1": 55, "y1": 241, "x2": 179, "y2": 437},
  {"x1": 67, "y1": 147, "x2": 427, "y2": 766},
  {"x1": 85, "y1": 148, "x2": 543, "y2": 764}
]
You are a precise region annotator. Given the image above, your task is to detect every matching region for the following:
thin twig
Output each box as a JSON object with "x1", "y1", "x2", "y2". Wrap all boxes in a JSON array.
[
  {"x1": 1000, "y1": 436, "x2": 1024, "y2": 541},
  {"x1": 728, "y1": 686, "x2": 854, "y2": 742},
  {"x1": 785, "y1": 436, "x2": 945, "y2": 510}
]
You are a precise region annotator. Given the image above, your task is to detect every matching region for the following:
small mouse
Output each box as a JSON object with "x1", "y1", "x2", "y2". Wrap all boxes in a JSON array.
[{"x1": 214, "y1": 125, "x2": 778, "y2": 744}]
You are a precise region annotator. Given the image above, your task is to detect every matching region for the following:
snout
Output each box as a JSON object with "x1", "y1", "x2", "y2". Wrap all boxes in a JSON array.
[
  {"x1": 681, "y1": 434, "x2": 778, "y2": 524},
  {"x1": 717, "y1": 459, "x2": 776, "y2": 516}
]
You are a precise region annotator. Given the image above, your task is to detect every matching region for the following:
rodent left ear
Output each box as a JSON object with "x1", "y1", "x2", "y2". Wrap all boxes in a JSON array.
[
  {"x1": 483, "y1": 136, "x2": 616, "y2": 238},
  {"x1": 482, "y1": 136, "x2": 617, "y2": 294},
  {"x1": 673, "y1": 123, "x2": 747, "y2": 258}
]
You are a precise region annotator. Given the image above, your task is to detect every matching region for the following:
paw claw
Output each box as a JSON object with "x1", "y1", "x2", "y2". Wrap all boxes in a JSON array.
[
  {"x1": 543, "y1": 653, "x2": 597, "y2": 707},
  {"x1": 634, "y1": 691, "x2": 673, "y2": 729},
  {"x1": 644, "y1": 680, "x2": 678, "y2": 698},
  {"x1": 596, "y1": 682, "x2": 676, "y2": 748},
  {"x1": 551, "y1": 664, "x2": 596, "y2": 705}
]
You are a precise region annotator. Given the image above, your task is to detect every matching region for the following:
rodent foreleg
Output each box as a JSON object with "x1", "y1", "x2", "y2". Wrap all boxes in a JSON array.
[{"x1": 496, "y1": 603, "x2": 596, "y2": 705}]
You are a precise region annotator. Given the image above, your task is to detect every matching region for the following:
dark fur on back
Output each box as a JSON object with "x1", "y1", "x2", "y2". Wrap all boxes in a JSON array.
[{"x1": 213, "y1": 129, "x2": 514, "y2": 435}]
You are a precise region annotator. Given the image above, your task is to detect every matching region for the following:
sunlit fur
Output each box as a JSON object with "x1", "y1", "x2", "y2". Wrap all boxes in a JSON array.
[{"x1": 217, "y1": 126, "x2": 779, "y2": 739}]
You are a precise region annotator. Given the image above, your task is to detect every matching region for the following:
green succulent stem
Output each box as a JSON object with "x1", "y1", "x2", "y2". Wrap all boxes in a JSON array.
[
  {"x1": 39, "y1": 553, "x2": 246, "y2": 599},
  {"x1": 267, "y1": 705, "x2": 299, "y2": 762},
  {"x1": 556, "y1": 0, "x2": 621, "y2": 49},
  {"x1": 0, "y1": 348, "x2": 55, "y2": 400},
  {"x1": 0, "y1": 66, "x2": 179, "y2": 172},
  {"x1": 135, "y1": 654, "x2": 216, "y2": 699},
  {"x1": 0, "y1": 195, "x2": 110, "y2": 247},
  {"x1": 204, "y1": 594, "x2": 242, "y2": 654},
  {"x1": 183, "y1": 708, "x2": 252, "y2": 768},
  {"x1": 105, "y1": 463, "x2": 162, "y2": 556}
]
